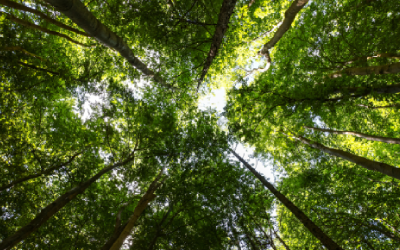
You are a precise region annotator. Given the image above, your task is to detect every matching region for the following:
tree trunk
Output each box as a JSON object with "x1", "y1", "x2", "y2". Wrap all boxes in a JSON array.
[
  {"x1": 229, "y1": 149, "x2": 343, "y2": 250},
  {"x1": 259, "y1": 0, "x2": 308, "y2": 57},
  {"x1": 304, "y1": 126, "x2": 400, "y2": 145},
  {"x1": 263, "y1": 214, "x2": 291, "y2": 250},
  {"x1": 287, "y1": 133, "x2": 400, "y2": 180},
  {"x1": 245, "y1": 232, "x2": 260, "y2": 250},
  {"x1": 268, "y1": 227, "x2": 278, "y2": 250},
  {"x1": 357, "y1": 104, "x2": 400, "y2": 109},
  {"x1": 328, "y1": 62, "x2": 400, "y2": 78},
  {"x1": 342, "y1": 53, "x2": 400, "y2": 65},
  {"x1": 18, "y1": 61, "x2": 60, "y2": 75},
  {"x1": 333, "y1": 84, "x2": 400, "y2": 95},
  {"x1": 147, "y1": 204, "x2": 173, "y2": 250},
  {"x1": 197, "y1": 0, "x2": 237, "y2": 91},
  {"x1": 272, "y1": 228, "x2": 291, "y2": 250},
  {"x1": 0, "y1": 153, "x2": 135, "y2": 250},
  {"x1": 0, "y1": 152, "x2": 81, "y2": 192},
  {"x1": 1, "y1": 46, "x2": 44, "y2": 60},
  {"x1": 1, "y1": 11, "x2": 91, "y2": 47},
  {"x1": 0, "y1": 0, "x2": 90, "y2": 37},
  {"x1": 250, "y1": 215, "x2": 277, "y2": 250},
  {"x1": 44, "y1": 0, "x2": 172, "y2": 89},
  {"x1": 101, "y1": 170, "x2": 165, "y2": 250}
]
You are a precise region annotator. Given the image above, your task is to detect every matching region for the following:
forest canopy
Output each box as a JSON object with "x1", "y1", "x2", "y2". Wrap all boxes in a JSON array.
[{"x1": 0, "y1": 0, "x2": 399, "y2": 249}]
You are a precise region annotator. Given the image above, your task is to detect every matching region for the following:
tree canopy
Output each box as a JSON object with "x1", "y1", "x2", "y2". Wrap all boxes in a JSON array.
[{"x1": 1, "y1": 0, "x2": 399, "y2": 249}]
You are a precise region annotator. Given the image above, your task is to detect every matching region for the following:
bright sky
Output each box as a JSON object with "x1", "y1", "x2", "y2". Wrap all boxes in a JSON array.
[
  {"x1": 198, "y1": 87, "x2": 276, "y2": 183},
  {"x1": 75, "y1": 73, "x2": 276, "y2": 183}
]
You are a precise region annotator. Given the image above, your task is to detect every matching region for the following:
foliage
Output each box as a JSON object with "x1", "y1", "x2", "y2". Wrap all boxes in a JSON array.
[{"x1": 1, "y1": 0, "x2": 399, "y2": 249}]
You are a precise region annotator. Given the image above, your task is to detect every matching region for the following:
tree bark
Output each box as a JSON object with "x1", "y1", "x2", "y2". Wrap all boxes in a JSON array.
[
  {"x1": 287, "y1": 133, "x2": 400, "y2": 180},
  {"x1": 229, "y1": 149, "x2": 343, "y2": 250},
  {"x1": 304, "y1": 126, "x2": 400, "y2": 145},
  {"x1": 197, "y1": 0, "x2": 237, "y2": 91},
  {"x1": 263, "y1": 214, "x2": 291, "y2": 250},
  {"x1": 1, "y1": 11, "x2": 91, "y2": 47},
  {"x1": 147, "y1": 203, "x2": 174, "y2": 250},
  {"x1": 44, "y1": 0, "x2": 172, "y2": 89},
  {"x1": 101, "y1": 169, "x2": 165, "y2": 250},
  {"x1": 272, "y1": 228, "x2": 291, "y2": 250},
  {"x1": 0, "y1": 0, "x2": 90, "y2": 37},
  {"x1": 1, "y1": 46, "x2": 44, "y2": 60},
  {"x1": 244, "y1": 232, "x2": 260, "y2": 250},
  {"x1": 259, "y1": 0, "x2": 308, "y2": 57},
  {"x1": 333, "y1": 84, "x2": 400, "y2": 95},
  {"x1": 357, "y1": 104, "x2": 400, "y2": 109},
  {"x1": 0, "y1": 153, "x2": 135, "y2": 250},
  {"x1": 342, "y1": 53, "x2": 400, "y2": 66},
  {"x1": 0, "y1": 152, "x2": 81, "y2": 192},
  {"x1": 18, "y1": 61, "x2": 59, "y2": 75},
  {"x1": 328, "y1": 62, "x2": 400, "y2": 78}
]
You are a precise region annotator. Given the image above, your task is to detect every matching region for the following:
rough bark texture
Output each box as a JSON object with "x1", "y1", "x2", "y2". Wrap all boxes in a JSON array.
[
  {"x1": 1, "y1": 11, "x2": 90, "y2": 47},
  {"x1": 291, "y1": 133, "x2": 400, "y2": 180},
  {"x1": 101, "y1": 170, "x2": 164, "y2": 250},
  {"x1": 229, "y1": 149, "x2": 343, "y2": 250},
  {"x1": 44, "y1": 0, "x2": 171, "y2": 88},
  {"x1": 0, "y1": 152, "x2": 81, "y2": 192},
  {"x1": 304, "y1": 126, "x2": 400, "y2": 145},
  {"x1": 197, "y1": 0, "x2": 237, "y2": 91},
  {"x1": 328, "y1": 62, "x2": 400, "y2": 78},
  {"x1": 0, "y1": 0, "x2": 89, "y2": 37},
  {"x1": 259, "y1": 0, "x2": 308, "y2": 56},
  {"x1": 0, "y1": 154, "x2": 135, "y2": 250}
]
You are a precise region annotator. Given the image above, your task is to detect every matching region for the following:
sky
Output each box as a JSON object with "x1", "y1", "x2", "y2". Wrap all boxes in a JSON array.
[
  {"x1": 74, "y1": 73, "x2": 276, "y2": 183},
  {"x1": 198, "y1": 87, "x2": 276, "y2": 183}
]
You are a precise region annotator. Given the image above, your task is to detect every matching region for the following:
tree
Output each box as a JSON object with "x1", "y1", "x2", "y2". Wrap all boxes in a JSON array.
[
  {"x1": 229, "y1": 149, "x2": 343, "y2": 250},
  {"x1": 1, "y1": 0, "x2": 399, "y2": 249}
]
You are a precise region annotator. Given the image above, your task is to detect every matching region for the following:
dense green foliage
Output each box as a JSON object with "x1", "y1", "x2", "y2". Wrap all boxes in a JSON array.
[{"x1": 1, "y1": 0, "x2": 399, "y2": 249}]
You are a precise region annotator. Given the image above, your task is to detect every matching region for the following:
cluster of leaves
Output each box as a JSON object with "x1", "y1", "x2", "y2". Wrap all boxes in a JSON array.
[
  {"x1": 226, "y1": 0, "x2": 400, "y2": 248},
  {"x1": 1, "y1": 0, "x2": 400, "y2": 249}
]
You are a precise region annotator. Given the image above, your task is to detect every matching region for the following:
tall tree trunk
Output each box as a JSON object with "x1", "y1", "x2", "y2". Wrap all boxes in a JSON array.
[
  {"x1": 272, "y1": 228, "x2": 291, "y2": 250},
  {"x1": 259, "y1": 0, "x2": 309, "y2": 57},
  {"x1": 101, "y1": 170, "x2": 165, "y2": 250},
  {"x1": 352, "y1": 218, "x2": 400, "y2": 242},
  {"x1": 245, "y1": 232, "x2": 260, "y2": 250},
  {"x1": 304, "y1": 126, "x2": 400, "y2": 145},
  {"x1": 341, "y1": 53, "x2": 400, "y2": 66},
  {"x1": 250, "y1": 215, "x2": 277, "y2": 250},
  {"x1": 1, "y1": 46, "x2": 44, "y2": 60},
  {"x1": 0, "y1": 153, "x2": 135, "y2": 250},
  {"x1": 0, "y1": 0, "x2": 90, "y2": 37},
  {"x1": 357, "y1": 104, "x2": 400, "y2": 109},
  {"x1": 328, "y1": 62, "x2": 400, "y2": 78},
  {"x1": 18, "y1": 61, "x2": 60, "y2": 75},
  {"x1": 229, "y1": 149, "x2": 343, "y2": 250},
  {"x1": 0, "y1": 152, "x2": 81, "y2": 192},
  {"x1": 1, "y1": 11, "x2": 91, "y2": 47},
  {"x1": 333, "y1": 84, "x2": 400, "y2": 95},
  {"x1": 147, "y1": 203, "x2": 174, "y2": 250},
  {"x1": 44, "y1": 0, "x2": 172, "y2": 89},
  {"x1": 263, "y1": 213, "x2": 291, "y2": 250},
  {"x1": 286, "y1": 133, "x2": 400, "y2": 180},
  {"x1": 268, "y1": 227, "x2": 278, "y2": 250},
  {"x1": 197, "y1": 0, "x2": 237, "y2": 91}
]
